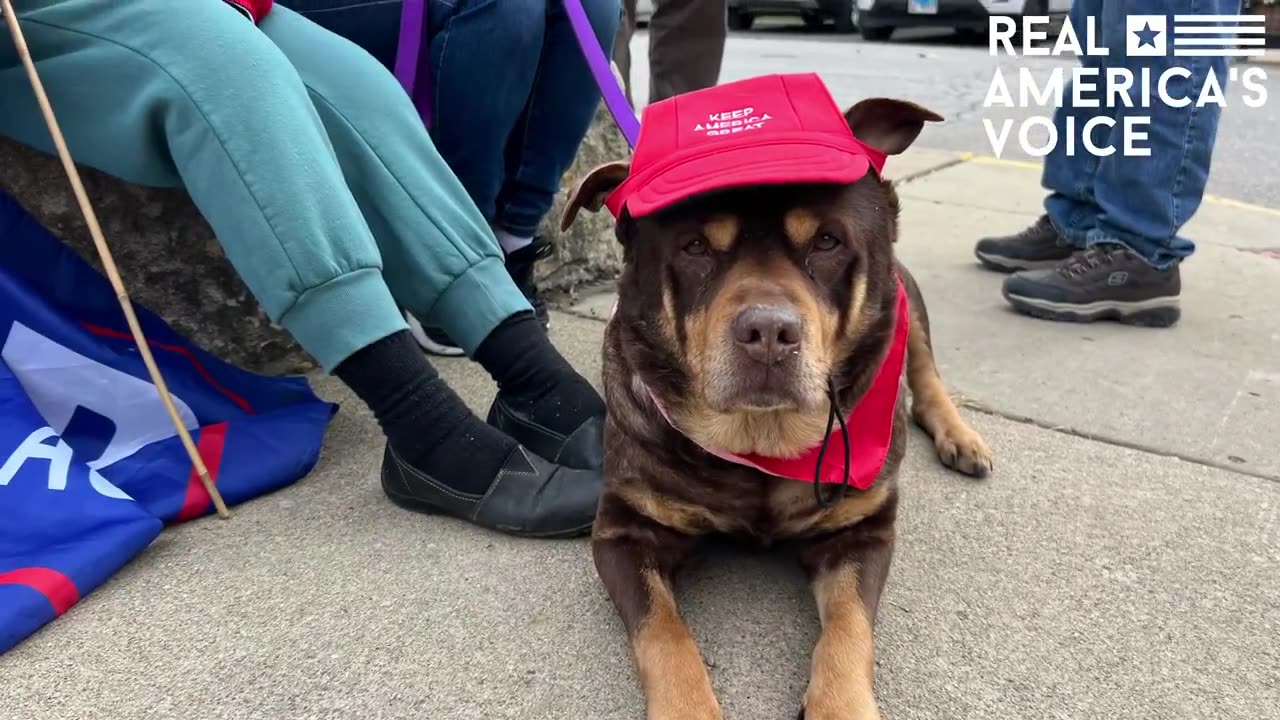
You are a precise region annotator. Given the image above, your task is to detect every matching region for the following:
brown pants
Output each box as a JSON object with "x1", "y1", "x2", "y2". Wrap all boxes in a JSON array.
[{"x1": 613, "y1": 0, "x2": 727, "y2": 105}]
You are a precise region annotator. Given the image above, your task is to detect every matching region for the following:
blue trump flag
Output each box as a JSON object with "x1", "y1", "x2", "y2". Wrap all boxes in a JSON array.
[{"x1": 0, "y1": 189, "x2": 337, "y2": 654}]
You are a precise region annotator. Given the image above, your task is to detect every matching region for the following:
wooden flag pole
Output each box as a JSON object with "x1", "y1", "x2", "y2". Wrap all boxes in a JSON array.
[{"x1": 2, "y1": 0, "x2": 231, "y2": 519}]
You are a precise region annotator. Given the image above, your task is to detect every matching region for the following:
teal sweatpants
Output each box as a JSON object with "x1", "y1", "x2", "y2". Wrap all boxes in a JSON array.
[{"x1": 0, "y1": 0, "x2": 531, "y2": 371}]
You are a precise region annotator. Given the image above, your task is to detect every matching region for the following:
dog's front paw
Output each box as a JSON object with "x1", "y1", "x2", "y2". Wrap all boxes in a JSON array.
[{"x1": 934, "y1": 422, "x2": 993, "y2": 478}]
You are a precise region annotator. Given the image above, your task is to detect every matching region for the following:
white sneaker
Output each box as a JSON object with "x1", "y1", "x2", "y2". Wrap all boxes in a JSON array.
[{"x1": 404, "y1": 310, "x2": 464, "y2": 357}]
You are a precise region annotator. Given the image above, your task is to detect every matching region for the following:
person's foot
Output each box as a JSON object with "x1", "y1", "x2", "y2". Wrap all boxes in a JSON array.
[
  {"x1": 334, "y1": 330, "x2": 601, "y2": 537},
  {"x1": 475, "y1": 312, "x2": 606, "y2": 470},
  {"x1": 380, "y1": 442, "x2": 599, "y2": 539},
  {"x1": 405, "y1": 310, "x2": 464, "y2": 357},
  {"x1": 505, "y1": 237, "x2": 553, "y2": 330},
  {"x1": 487, "y1": 394, "x2": 604, "y2": 470},
  {"x1": 1001, "y1": 244, "x2": 1181, "y2": 327},
  {"x1": 974, "y1": 215, "x2": 1076, "y2": 273}
]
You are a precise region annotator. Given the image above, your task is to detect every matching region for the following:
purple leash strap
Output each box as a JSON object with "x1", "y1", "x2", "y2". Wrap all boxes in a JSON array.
[
  {"x1": 394, "y1": 0, "x2": 431, "y2": 128},
  {"x1": 391, "y1": 0, "x2": 640, "y2": 149},
  {"x1": 562, "y1": 0, "x2": 641, "y2": 148}
]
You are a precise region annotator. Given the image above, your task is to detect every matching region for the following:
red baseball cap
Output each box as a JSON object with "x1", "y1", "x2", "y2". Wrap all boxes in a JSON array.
[{"x1": 605, "y1": 73, "x2": 886, "y2": 219}]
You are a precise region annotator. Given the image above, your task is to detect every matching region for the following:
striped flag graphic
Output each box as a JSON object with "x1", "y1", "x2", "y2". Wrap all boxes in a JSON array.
[{"x1": 1172, "y1": 14, "x2": 1268, "y2": 58}]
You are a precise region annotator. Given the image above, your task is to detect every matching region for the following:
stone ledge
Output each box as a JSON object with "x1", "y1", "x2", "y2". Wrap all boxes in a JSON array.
[
  {"x1": 0, "y1": 135, "x2": 313, "y2": 376},
  {"x1": 536, "y1": 105, "x2": 631, "y2": 291}
]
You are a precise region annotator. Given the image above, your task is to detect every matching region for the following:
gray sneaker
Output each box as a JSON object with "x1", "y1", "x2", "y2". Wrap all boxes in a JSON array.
[
  {"x1": 1001, "y1": 244, "x2": 1181, "y2": 327},
  {"x1": 974, "y1": 215, "x2": 1076, "y2": 273}
]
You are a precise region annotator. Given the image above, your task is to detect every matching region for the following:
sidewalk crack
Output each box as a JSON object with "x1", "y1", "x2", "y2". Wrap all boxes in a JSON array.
[{"x1": 954, "y1": 397, "x2": 1280, "y2": 485}]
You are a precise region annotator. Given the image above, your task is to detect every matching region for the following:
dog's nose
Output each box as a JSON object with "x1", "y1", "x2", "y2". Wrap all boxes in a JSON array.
[{"x1": 732, "y1": 306, "x2": 802, "y2": 365}]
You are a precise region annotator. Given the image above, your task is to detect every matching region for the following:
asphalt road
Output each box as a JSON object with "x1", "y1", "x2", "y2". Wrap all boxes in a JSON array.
[{"x1": 628, "y1": 22, "x2": 1280, "y2": 208}]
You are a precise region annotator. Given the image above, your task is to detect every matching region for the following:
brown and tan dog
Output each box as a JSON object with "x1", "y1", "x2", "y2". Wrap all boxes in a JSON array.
[{"x1": 560, "y1": 87, "x2": 993, "y2": 720}]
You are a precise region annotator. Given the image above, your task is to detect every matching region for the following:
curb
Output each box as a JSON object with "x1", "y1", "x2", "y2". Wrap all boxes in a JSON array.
[{"x1": 911, "y1": 151, "x2": 1280, "y2": 219}]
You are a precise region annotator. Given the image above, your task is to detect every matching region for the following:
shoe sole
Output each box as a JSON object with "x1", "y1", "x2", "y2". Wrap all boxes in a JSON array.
[
  {"x1": 380, "y1": 471, "x2": 593, "y2": 540},
  {"x1": 405, "y1": 312, "x2": 465, "y2": 357},
  {"x1": 1003, "y1": 289, "x2": 1181, "y2": 327},
  {"x1": 974, "y1": 249, "x2": 1070, "y2": 274}
]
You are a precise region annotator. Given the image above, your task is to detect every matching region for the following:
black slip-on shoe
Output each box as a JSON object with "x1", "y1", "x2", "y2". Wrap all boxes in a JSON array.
[
  {"x1": 380, "y1": 443, "x2": 600, "y2": 539},
  {"x1": 974, "y1": 214, "x2": 1077, "y2": 273},
  {"x1": 486, "y1": 394, "x2": 604, "y2": 471}
]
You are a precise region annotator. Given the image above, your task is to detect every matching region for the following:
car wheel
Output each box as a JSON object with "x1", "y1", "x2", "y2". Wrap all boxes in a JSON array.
[
  {"x1": 860, "y1": 23, "x2": 893, "y2": 41},
  {"x1": 833, "y1": 0, "x2": 855, "y2": 33},
  {"x1": 727, "y1": 9, "x2": 753, "y2": 31}
]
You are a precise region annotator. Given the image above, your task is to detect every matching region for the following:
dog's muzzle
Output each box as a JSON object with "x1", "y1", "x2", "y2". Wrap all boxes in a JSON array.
[{"x1": 708, "y1": 302, "x2": 813, "y2": 412}]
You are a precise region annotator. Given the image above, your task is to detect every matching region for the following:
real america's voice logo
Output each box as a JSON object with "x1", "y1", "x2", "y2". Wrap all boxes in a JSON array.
[{"x1": 983, "y1": 13, "x2": 1269, "y2": 158}]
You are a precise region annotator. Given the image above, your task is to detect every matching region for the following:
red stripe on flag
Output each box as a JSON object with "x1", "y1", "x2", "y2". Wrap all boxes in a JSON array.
[
  {"x1": 175, "y1": 422, "x2": 229, "y2": 523},
  {"x1": 0, "y1": 567, "x2": 80, "y2": 616},
  {"x1": 81, "y1": 322, "x2": 255, "y2": 414}
]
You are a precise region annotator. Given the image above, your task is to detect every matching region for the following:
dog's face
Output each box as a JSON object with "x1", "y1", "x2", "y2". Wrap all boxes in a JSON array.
[
  {"x1": 621, "y1": 183, "x2": 884, "y2": 416},
  {"x1": 562, "y1": 98, "x2": 941, "y2": 456}
]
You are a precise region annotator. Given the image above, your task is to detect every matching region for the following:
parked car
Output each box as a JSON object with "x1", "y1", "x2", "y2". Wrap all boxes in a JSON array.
[
  {"x1": 852, "y1": 0, "x2": 1071, "y2": 41},
  {"x1": 727, "y1": 0, "x2": 857, "y2": 32}
]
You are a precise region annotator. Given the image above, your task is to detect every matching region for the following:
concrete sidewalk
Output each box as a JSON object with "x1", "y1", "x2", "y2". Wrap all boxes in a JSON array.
[{"x1": 2, "y1": 150, "x2": 1278, "y2": 720}]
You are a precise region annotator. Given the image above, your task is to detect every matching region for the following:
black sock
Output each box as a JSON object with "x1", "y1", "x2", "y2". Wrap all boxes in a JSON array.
[
  {"x1": 474, "y1": 312, "x2": 605, "y2": 435},
  {"x1": 335, "y1": 330, "x2": 517, "y2": 495}
]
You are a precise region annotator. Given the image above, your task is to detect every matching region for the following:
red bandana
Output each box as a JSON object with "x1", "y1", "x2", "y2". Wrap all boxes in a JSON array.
[{"x1": 648, "y1": 277, "x2": 909, "y2": 490}]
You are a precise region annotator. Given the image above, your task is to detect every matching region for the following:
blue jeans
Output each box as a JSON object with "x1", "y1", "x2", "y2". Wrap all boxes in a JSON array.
[
  {"x1": 283, "y1": 0, "x2": 620, "y2": 238},
  {"x1": 1042, "y1": 0, "x2": 1237, "y2": 269}
]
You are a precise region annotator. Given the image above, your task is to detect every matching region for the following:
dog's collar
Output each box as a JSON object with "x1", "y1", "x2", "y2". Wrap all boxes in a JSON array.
[{"x1": 642, "y1": 277, "x2": 909, "y2": 491}]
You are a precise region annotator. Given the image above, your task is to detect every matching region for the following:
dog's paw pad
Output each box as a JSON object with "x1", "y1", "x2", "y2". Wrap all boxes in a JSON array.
[{"x1": 935, "y1": 425, "x2": 993, "y2": 478}]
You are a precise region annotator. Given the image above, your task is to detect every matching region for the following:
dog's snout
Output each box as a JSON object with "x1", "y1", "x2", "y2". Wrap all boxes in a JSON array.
[{"x1": 732, "y1": 306, "x2": 802, "y2": 365}]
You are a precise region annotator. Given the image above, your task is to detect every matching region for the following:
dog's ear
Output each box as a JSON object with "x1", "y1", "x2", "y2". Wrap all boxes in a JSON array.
[
  {"x1": 843, "y1": 99, "x2": 944, "y2": 156},
  {"x1": 559, "y1": 160, "x2": 631, "y2": 232}
]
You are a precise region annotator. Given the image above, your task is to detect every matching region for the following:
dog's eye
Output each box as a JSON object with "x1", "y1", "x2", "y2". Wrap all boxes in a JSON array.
[
  {"x1": 813, "y1": 233, "x2": 841, "y2": 252},
  {"x1": 683, "y1": 238, "x2": 708, "y2": 256}
]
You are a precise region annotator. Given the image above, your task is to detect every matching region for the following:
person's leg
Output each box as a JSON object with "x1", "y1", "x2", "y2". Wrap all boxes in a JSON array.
[
  {"x1": 257, "y1": 7, "x2": 606, "y2": 463},
  {"x1": 284, "y1": 0, "x2": 616, "y2": 333},
  {"x1": 973, "y1": 0, "x2": 1104, "y2": 273},
  {"x1": 1039, "y1": 0, "x2": 1111, "y2": 248},
  {"x1": 272, "y1": 0, "x2": 403, "y2": 69},
  {"x1": 1087, "y1": 0, "x2": 1228, "y2": 268},
  {"x1": 272, "y1": 0, "x2": 464, "y2": 356},
  {"x1": 0, "y1": 0, "x2": 599, "y2": 536},
  {"x1": 495, "y1": 0, "x2": 619, "y2": 240},
  {"x1": 282, "y1": 0, "x2": 549, "y2": 354},
  {"x1": 647, "y1": 0, "x2": 727, "y2": 103},
  {"x1": 426, "y1": 0, "x2": 546, "y2": 226},
  {"x1": 0, "y1": 0, "x2": 402, "y2": 374},
  {"x1": 490, "y1": 0, "x2": 620, "y2": 322},
  {"x1": 495, "y1": 0, "x2": 620, "y2": 240},
  {"x1": 1001, "y1": 0, "x2": 1234, "y2": 327}
]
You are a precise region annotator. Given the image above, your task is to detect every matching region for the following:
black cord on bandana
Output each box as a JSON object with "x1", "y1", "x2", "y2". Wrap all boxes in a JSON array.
[{"x1": 813, "y1": 377, "x2": 852, "y2": 509}]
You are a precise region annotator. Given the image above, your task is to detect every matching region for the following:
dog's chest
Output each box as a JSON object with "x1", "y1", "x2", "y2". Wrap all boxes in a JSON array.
[{"x1": 674, "y1": 465, "x2": 890, "y2": 543}]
